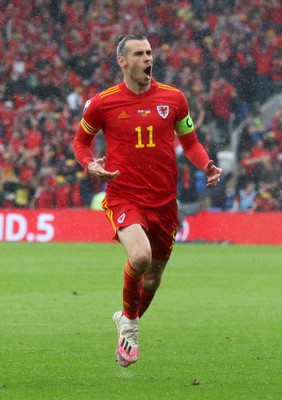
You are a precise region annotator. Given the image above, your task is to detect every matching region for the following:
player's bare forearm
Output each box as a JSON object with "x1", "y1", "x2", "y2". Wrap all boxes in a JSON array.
[{"x1": 87, "y1": 157, "x2": 120, "y2": 182}]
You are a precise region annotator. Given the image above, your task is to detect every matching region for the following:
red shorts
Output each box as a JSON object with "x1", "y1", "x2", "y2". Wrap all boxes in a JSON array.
[{"x1": 101, "y1": 197, "x2": 178, "y2": 261}]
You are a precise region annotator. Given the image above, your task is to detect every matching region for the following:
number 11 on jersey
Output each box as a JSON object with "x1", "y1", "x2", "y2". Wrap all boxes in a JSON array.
[{"x1": 135, "y1": 125, "x2": 156, "y2": 148}]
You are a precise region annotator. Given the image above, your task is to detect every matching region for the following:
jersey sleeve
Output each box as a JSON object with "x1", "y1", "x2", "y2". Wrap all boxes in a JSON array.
[
  {"x1": 174, "y1": 91, "x2": 195, "y2": 136},
  {"x1": 174, "y1": 91, "x2": 209, "y2": 170},
  {"x1": 80, "y1": 95, "x2": 102, "y2": 136},
  {"x1": 73, "y1": 124, "x2": 95, "y2": 172},
  {"x1": 73, "y1": 95, "x2": 102, "y2": 172},
  {"x1": 178, "y1": 132, "x2": 210, "y2": 171}
]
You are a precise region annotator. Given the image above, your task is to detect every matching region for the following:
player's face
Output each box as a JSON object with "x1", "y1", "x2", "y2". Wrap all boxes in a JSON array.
[{"x1": 120, "y1": 40, "x2": 153, "y2": 89}]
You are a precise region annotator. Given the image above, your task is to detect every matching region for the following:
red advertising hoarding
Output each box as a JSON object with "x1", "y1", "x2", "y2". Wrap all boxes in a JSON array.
[
  {"x1": 0, "y1": 209, "x2": 112, "y2": 243},
  {"x1": 0, "y1": 209, "x2": 281, "y2": 244},
  {"x1": 176, "y1": 211, "x2": 282, "y2": 244}
]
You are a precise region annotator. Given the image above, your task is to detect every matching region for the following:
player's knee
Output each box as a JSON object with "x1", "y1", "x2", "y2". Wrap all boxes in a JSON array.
[{"x1": 130, "y1": 248, "x2": 152, "y2": 271}]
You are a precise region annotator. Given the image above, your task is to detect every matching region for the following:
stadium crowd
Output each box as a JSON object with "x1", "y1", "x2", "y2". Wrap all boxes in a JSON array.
[{"x1": 0, "y1": 0, "x2": 282, "y2": 212}]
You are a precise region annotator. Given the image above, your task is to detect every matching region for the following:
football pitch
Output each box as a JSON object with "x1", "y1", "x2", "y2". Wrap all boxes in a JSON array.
[{"x1": 0, "y1": 242, "x2": 281, "y2": 400}]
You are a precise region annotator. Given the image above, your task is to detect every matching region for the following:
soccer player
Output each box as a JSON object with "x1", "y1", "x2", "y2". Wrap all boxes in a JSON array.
[{"x1": 73, "y1": 34, "x2": 222, "y2": 367}]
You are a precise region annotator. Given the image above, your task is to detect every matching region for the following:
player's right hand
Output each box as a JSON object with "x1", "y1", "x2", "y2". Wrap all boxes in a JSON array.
[{"x1": 87, "y1": 156, "x2": 120, "y2": 182}]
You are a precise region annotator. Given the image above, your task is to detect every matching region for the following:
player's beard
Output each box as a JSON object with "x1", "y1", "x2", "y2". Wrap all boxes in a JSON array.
[{"x1": 129, "y1": 68, "x2": 151, "y2": 88}]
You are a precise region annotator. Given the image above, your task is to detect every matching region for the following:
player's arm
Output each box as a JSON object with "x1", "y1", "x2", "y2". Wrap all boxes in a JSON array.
[
  {"x1": 73, "y1": 119, "x2": 119, "y2": 182},
  {"x1": 175, "y1": 114, "x2": 222, "y2": 187},
  {"x1": 73, "y1": 123, "x2": 95, "y2": 171}
]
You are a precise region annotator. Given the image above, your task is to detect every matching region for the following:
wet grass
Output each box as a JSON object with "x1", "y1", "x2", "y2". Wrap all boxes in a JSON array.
[{"x1": 0, "y1": 243, "x2": 281, "y2": 399}]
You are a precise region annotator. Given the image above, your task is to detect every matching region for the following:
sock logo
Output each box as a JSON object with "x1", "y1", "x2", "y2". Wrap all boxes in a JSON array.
[{"x1": 117, "y1": 213, "x2": 126, "y2": 224}]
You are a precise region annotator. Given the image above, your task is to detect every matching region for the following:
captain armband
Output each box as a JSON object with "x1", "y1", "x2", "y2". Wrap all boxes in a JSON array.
[{"x1": 174, "y1": 114, "x2": 195, "y2": 136}]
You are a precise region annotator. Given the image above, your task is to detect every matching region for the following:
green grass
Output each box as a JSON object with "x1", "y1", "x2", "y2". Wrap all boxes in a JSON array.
[{"x1": 0, "y1": 243, "x2": 281, "y2": 400}]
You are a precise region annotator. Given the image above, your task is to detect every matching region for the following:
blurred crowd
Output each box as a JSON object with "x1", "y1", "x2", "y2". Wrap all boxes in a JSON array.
[{"x1": 0, "y1": 0, "x2": 281, "y2": 212}]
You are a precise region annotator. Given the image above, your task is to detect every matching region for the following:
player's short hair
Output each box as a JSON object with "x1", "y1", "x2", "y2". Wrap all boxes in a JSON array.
[{"x1": 116, "y1": 34, "x2": 148, "y2": 57}]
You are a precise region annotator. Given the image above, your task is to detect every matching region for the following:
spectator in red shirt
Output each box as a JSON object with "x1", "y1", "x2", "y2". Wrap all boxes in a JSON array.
[
  {"x1": 54, "y1": 175, "x2": 71, "y2": 209},
  {"x1": 270, "y1": 108, "x2": 282, "y2": 146},
  {"x1": 270, "y1": 48, "x2": 282, "y2": 90},
  {"x1": 209, "y1": 76, "x2": 236, "y2": 147},
  {"x1": 254, "y1": 191, "x2": 280, "y2": 211},
  {"x1": 253, "y1": 41, "x2": 276, "y2": 103},
  {"x1": 31, "y1": 177, "x2": 55, "y2": 209},
  {"x1": 22, "y1": 117, "x2": 43, "y2": 157}
]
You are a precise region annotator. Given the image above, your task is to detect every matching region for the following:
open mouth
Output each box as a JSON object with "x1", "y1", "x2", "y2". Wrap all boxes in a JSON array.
[{"x1": 144, "y1": 66, "x2": 152, "y2": 77}]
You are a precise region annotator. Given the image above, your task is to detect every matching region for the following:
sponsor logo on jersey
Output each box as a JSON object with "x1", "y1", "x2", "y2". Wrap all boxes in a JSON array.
[
  {"x1": 156, "y1": 105, "x2": 169, "y2": 119},
  {"x1": 117, "y1": 212, "x2": 126, "y2": 224},
  {"x1": 83, "y1": 99, "x2": 91, "y2": 114},
  {"x1": 118, "y1": 111, "x2": 130, "y2": 119}
]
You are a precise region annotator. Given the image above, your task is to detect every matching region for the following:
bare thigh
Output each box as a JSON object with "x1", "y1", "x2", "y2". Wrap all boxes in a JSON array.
[{"x1": 117, "y1": 224, "x2": 152, "y2": 272}]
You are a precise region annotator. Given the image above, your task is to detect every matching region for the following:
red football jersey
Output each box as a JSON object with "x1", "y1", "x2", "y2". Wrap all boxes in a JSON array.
[{"x1": 80, "y1": 79, "x2": 189, "y2": 207}]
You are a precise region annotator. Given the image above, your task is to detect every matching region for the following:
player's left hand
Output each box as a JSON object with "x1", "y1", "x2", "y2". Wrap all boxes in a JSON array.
[{"x1": 204, "y1": 160, "x2": 222, "y2": 188}]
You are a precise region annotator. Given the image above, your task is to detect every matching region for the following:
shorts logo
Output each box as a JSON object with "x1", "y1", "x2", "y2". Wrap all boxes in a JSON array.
[
  {"x1": 117, "y1": 213, "x2": 126, "y2": 224},
  {"x1": 157, "y1": 105, "x2": 169, "y2": 119}
]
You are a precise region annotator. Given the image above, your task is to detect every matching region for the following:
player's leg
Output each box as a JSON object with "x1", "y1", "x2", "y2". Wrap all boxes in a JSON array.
[
  {"x1": 118, "y1": 224, "x2": 152, "y2": 320},
  {"x1": 114, "y1": 223, "x2": 152, "y2": 364},
  {"x1": 118, "y1": 223, "x2": 152, "y2": 274},
  {"x1": 102, "y1": 198, "x2": 151, "y2": 366},
  {"x1": 138, "y1": 199, "x2": 178, "y2": 318},
  {"x1": 139, "y1": 258, "x2": 167, "y2": 318}
]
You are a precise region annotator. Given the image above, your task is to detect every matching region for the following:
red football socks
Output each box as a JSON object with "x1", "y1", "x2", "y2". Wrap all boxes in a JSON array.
[
  {"x1": 122, "y1": 260, "x2": 144, "y2": 320},
  {"x1": 138, "y1": 287, "x2": 156, "y2": 318}
]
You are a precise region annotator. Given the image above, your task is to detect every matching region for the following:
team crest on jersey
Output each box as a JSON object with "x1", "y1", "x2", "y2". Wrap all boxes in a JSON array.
[
  {"x1": 156, "y1": 105, "x2": 169, "y2": 119},
  {"x1": 117, "y1": 212, "x2": 126, "y2": 224},
  {"x1": 83, "y1": 99, "x2": 91, "y2": 114}
]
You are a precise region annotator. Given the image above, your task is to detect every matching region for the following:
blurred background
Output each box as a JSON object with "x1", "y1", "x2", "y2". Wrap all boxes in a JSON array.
[{"x1": 0, "y1": 0, "x2": 281, "y2": 215}]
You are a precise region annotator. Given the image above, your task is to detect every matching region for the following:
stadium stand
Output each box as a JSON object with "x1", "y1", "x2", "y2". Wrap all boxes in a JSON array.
[{"x1": 0, "y1": 0, "x2": 281, "y2": 211}]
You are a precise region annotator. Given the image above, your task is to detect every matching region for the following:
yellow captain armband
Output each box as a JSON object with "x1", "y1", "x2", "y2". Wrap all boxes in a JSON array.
[{"x1": 175, "y1": 114, "x2": 195, "y2": 136}]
